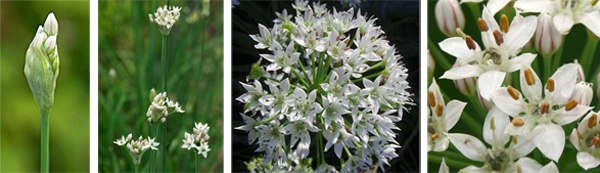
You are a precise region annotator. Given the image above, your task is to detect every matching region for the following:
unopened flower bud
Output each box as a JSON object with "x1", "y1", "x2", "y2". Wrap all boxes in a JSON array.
[
  {"x1": 534, "y1": 13, "x2": 563, "y2": 57},
  {"x1": 435, "y1": 0, "x2": 465, "y2": 36},
  {"x1": 452, "y1": 60, "x2": 477, "y2": 96},
  {"x1": 574, "y1": 60, "x2": 585, "y2": 82},
  {"x1": 24, "y1": 12, "x2": 60, "y2": 112},
  {"x1": 571, "y1": 82, "x2": 593, "y2": 106},
  {"x1": 428, "y1": 50, "x2": 435, "y2": 78}
]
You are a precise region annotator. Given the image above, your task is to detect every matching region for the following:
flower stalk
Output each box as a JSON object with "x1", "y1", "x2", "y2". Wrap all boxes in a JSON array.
[{"x1": 41, "y1": 110, "x2": 49, "y2": 172}]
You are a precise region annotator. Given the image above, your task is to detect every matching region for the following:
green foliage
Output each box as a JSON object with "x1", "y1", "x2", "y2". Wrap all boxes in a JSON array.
[
  {"x1": 98, "y1": 1, "x2": 223, "y2": 172},
  {"x1": 0, "y1": 1, "x2": 90, "y2": 172}
]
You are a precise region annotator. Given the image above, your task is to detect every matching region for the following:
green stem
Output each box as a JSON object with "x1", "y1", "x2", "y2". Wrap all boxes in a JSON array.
[
  {"x1": 581, "y1": 36, "x2": 599, "y2": 81},
  {"x1": 162, "y1": 122, "x2": 167, "y2": 172},
  {"x1": 161, "y1": 35, "x2": 168, "y2": 92},
  {"x1": 150, "y1": 125, "x2": 156, "y2": 172},
  {"x1": 195, "y1": 154, "x2": 198, "y2": 173},
  {"x1": 41, "y1": 109, "x2": 50, "y2": 172},
  {"x1": 543, "y1": 55, "x2": 552, "y2": 79},
  {"x1": 135, "y1": 164, "x2": 139, "y2": 173},
  {"x1": 428, "y1": 39, "x2": 452, "y2": 71},
  {"x1": 552, "y1": 41, "x2": 564, "y2": 71}
]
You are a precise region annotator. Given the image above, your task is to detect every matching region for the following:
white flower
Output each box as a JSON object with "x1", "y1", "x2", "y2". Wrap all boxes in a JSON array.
[
  {"x1": 439, "y1": 157, "x2": 449, "y2": 173},
  {"x1": 146, "y1": 91, "x2": 185, "y2": 124},
  {"x1": 439, "y1": 7, "x2": 537, "y2": 90},
  {"x1": 461, "y1": 0, "x2": 511, "y2": 15},
  {"x1": 491, "y1": 63, "x2": 591, "y2": 161},
  {"x1": 181, "y1": 122, "x2": 211, "y2": 158},
  {"x1": 451, "y1": 59, "x2": 478, "y2": 96},
  {"x1": 435, "y1": 0, "x2": 465, "y2": 36},
  {"x1": 427, "y1": 79, "x2": 467, "y2": 152},
  {"x1": 149, "y1": 5, "x2": 181, "y2": 35},
  {"x1": 447, "y1": 107, "x2": 539, "y2": 172},
  {"x1": 515, "y1": 0, "x2": 600, "y2": 36},
  {"x1": 534, "y1": 13, "x2": 563, "y2": 56},
  {"x1": 115, "y1": 134, "x2": 159, "y2": 165},
  {"x1": 569, "y1": 111, "x2": 600, "y2": 170}
]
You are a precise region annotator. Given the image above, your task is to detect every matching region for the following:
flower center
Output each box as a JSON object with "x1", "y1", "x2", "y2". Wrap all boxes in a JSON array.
[
  {"x1": 484, "y1": 49, "x2": 502, "y2": 65},
  {"x1": 486, "y1": 150, "x2": 509, "y2": 171}
]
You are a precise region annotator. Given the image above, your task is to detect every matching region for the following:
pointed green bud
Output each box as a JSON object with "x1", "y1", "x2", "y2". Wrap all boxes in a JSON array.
[
  {"x1": 24, "y1": 12, "x2": 60, "y2": 112},
  {"x1": 149, "y1": 88, "x2": 157, "y2": 103}
]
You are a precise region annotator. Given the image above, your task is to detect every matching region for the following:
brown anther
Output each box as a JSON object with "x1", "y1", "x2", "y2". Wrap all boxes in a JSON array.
[
  {"x1": 512, "y1": 118, "x2": 525, "y2": 127},
  {"x1": 512, "y1": 136, "x2": 518, "y2": 144},
  {"x1": 465, "y1": 36, "x2": 477, "y2": 50},
  {"x1": 594, "y1": 0, "x2": 599, "y2": 6},
  {"x1": 577, "y1": 130, "x2": 583, "y2": 139},
  {"x1": 493, "y1": 30, "x2": 504, "y2": 45},
  {"x1": 541, "y1": 102, "x2": 550, "y2": 114},
  {"x1": 589, "y1": 114, "x2": 598, "y2": 129},
  {"x1": 431, "y1": 133, "x2": 440, "y2": 141},
  {"x1": 565, "y1": 99, "x2": 578, "y2": 111},
  {"x1": 592, "y1": 136, "x2": 600, "y2": 146},
  {"x1": 477, "y1": 18, "x2": 489, "y2": 32},
  {"x1": 428, "y1": 91, "x2": 436, "y2": 107},
  {"x1": 500, "y1": 14, "x2": 509, "y2": 33},
  {"x1": 507, "y1": 85, "x2": 520, "y2": 100},
  {"x1": 546, "y1": 78, "x2": 555, "y2": 92},
  {"x1": 524, "y1": 68, "x2": 536, "y2": 86},
  {"x1": 435, "y1": 103, "x2": 444, "y2": 117}
]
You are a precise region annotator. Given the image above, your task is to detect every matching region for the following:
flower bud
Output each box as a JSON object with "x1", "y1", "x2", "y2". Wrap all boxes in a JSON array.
[
  {"x1": 427, "y1": 50, "x2": 435, "y2": 79},
  {"x1": 435, "y1": 0, "x2": 465, "y2": 37},
  {"x1": 24, "y1": 13, "x2": 60, "y2": 112},
  {"x1": 574, "y1": 60, "x2": 585, "y2": 82},
  {"x1": 570, "y1": 82, "x2": 593, "y2": 106},
  {"x1": 44, "y1": 12, "x2": 58, "y2": 36},
  {"x1": 452, "y1": 60, "x2": 477, "y2": 96},
  {"x1": 534, "y1": 13, "x2": 563, "y2": 57}
]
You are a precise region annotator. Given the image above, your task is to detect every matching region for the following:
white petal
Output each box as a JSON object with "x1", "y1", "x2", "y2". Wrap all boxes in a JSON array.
[
  {"x1": 554, "y1": 12, "x2": 575, "y2": 35},
  {"x1": 515, "y1": 157, "x2": 543, "y2": 173},
  {"x1": 569, "y1": 129, "x2": 580, "y2": 150},
  {"x1": 460, "y1": 165, "x2": 487, "y2": 172},
  {"x1": 447, "y1": 133, "x2": 487, "y2": 162},
  {"x1": 581, "y1": 11, "x2": 600, "y2": 37},
  {"x1": 539, "y1": 161, "x2": 559, "y2": 173},
  {"x1": 481, "y1": 6, "x2": 500, "y2": 31},
  {"x1": 483, "y1": 107, "x2": 510, "y2": 146},
  {"x1": 439, "y1": 37, "x2": 481, "y2": 62},
  {"x1": 486, "y1": 0, "x2": 511, "y2": 15},
  {"x1": 444, "y1": 100, "x2": 467, "y2": 131},
  {"x1": 505, "y1": 15, "x2": 537, "y2": 55},
  {"x1": 549, "y1": 63, "x2": 578, "y2": 103},
  {"x1": 512, "y1": 130, "x2": 539, "y2": 158},
  {"x1": 513, "y1": 0, "x2": 557, "y2": 14},
  {"x1": 477, "y1": 70, "x2": 505, "y2": 101},
  {"x1": 440, "y1": 65, "x2": 483, "y2": 80},
  {"x1": 433, "y1": 136, "x2": 450, "y2": 152},
  {"x1": 505, "y1": 53, "x2": 536, "y2": 73},
  {"x1": 555, "y1": 105, "x2": 590, "y2": 125},
  {"x1": 439, "y1": 158, "x2": 449, "y2": 173},
  {"x1": 519, "y1": 65, "x2": 542, "y2": 101},
  {"x1": 577, "y1": 152, "x2": 600, "y2": 170},
  {"x1": 578, "y1": 111, "x2": 597, "y2": 135},
  {"x1": 491, "y1": 87, "x2": 525, "y2": 116},
  {"x1": 535, "y1": 124, "x2": 565, "y2": 162}
]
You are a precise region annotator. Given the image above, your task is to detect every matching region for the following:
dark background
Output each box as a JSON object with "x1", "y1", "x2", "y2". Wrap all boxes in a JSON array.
[{"x1": 231, "y1": 1, "x2": 420, "y2": 172}]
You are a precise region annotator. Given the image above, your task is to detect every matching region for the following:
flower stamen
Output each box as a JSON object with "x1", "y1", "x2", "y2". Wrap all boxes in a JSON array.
[
  {"x1": 565, "y1": 99, "x2": 578, "y2": 111},
  {"x1": 546, "y1": 78, "x2": 555, "y2": 92},
  {"x1": 593, "y1": 0, "x2": 599, "y2": 6},
  {"x1": 512, "y1": 117, "x2": 525, "y2": 127},
  {"x1": 541, "y1": 102, "x2": 550, "y2": 114},
  {"x1": 435, "y1": 103, "x2": 444, "y2": 117},
  {"x1": 493, "y1": 30, "x2": 504, "y2": 45},
  {"x1": 592, "y1": 136, "x2": 600, "y2": 146},
  {"x1": 431, "y1": 133, "x2": 440, "y2": 141},
  {"x1": 477, "y1": 18, "x2": 489, "y2": 32},
  {"x1": 589, "y1": 114, "x2": 598, "y2": 129},
  {"x1": 465, "y1": 36, "x2": 477, "y2": 50},
  {"x1": 428, "y1": 91, "x2": 436, "y2": 107},
  {"x1": 507, "y1": 85, "x2": 520, "y2": 100},
  {"x1": 524, "y1": 68, "x2": 536, "y2": 86},
  {"x1": 500, "y1": 15, "x2": 509, "y2": 33}
]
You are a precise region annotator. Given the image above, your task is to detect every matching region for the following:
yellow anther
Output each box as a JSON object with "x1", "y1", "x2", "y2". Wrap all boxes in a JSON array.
[
  {"x1": 500, "y1": 14, "x2": 509, "y2": 33},
  {"x1": 477, "y1": 18, "x2": 489, "y2": 32},
  {"x1": 507, "y1": 85, "x2": 520, "y2": 100},
  {"x1": 546, "y1": 78, "x2": 555, "y2": 92},
  {"x1": 565, "y1": 99, "x2": 578, "y2": 111},
  {"x1": 524, "y1": 68, "x2": 535, "y2": 86}
]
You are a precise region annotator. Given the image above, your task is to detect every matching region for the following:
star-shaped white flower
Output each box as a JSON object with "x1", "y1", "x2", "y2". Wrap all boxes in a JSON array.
[
  {"x1": 515, "y1": 0, "x2": 600, "y2": 36},
  {"x1": 427, "y1": 79, "x2": 467, "y2": 152},
  {"x1": 491, "y1": 63, "x2": 591, "y2": 161},
  {"x1": 569, "y1": 111, "x2": 600, "y2": 170}
]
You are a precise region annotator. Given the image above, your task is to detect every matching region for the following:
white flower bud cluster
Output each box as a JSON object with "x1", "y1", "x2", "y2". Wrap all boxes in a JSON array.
[
  {"x1": 182, "y1": 122, "x2": 211, "y2": 158},
  {"x1": 24, "y1": 12, "x2": 60, "y2": 111},
  {"x1": 114, "y1": 133, "x2": 159, "y2": 165},
  {"x1": 146, "y1": 92, "x2": 185, "y2": 124},
  {"x1": 236, "y1": 0, "x2": 413, "y2": 171},
  {"x1": 149, "y1": 5, "x2": 181, "y2": 35}
]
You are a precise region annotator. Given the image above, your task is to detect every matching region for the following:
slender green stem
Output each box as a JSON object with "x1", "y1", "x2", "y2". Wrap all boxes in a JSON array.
[
  {"x1": 428, "y1": 39, "x2": 452, "y2": 71},
  {"x1": 41, "y1": 109, "x2": 50, "y2": 173},
  {"x1": 150, "y1": 125, "x2": 156, "y2": 172},
  {"x1": 135, "y1": 164, "x2": 139, "y2": 173},
  {"x1": 195, "y1": 154, "x2": 198, "y2": 173},
  {"x1": 161, "y1": 35, "x2": 168, "y2": 92},
  {"x1": 552, "y1": 41, "x2": 564, "y2": 71},
  {"x1": 581, "y1": 36, "x2": 599, "y2": 81},
  {"x1": 543, "y1": 55, "x2": 552, "y2": 79},
  {"x1": 162, "y1": 123, "x2": 167, "y2": 172}
]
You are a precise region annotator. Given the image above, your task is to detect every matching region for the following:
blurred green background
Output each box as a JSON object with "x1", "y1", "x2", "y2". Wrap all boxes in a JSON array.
[
  {"x1": 428, "y1": 1, "x2": 600, "y2": 172},
  {"x1": 98, "y1": 0, "x2": 223, "y2": 172},
  {"x1": 0, "y1": 1, "x2": 90, "y2": 172}
]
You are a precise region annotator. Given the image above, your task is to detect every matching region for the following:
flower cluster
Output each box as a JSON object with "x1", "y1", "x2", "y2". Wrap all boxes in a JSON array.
[
  {"x1": 24, "y1": 12, "x2": 60, "y2": 111},
  {"x1": 431, "y1": 0, "x2": 600, "y2": 171},
  {"x1": 146, "y1": 91, "x2": 185, "y2": 124},
  {"x1": 182, "y1": 122, "x2": 211, "y2": 158},
  {"x1": 149, "y1": 5, "x2": 181, "y2": 35},
  {"x1": 114, "y1": 134, "x2": 159, "y2": 165},
  {"x1": 236, "y1": 0, "x2": 412, "y2": 172}
]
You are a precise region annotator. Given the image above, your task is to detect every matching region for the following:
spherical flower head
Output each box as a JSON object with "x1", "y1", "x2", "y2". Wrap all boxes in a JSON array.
[
  {"x1": 149, "y1": 5, "x2": 181, "y2": 35},
  {"x1": 146, "y1": 91, "x2": 185, "y2": 124},
  {"x1": 181, "y1": 122, "x2": 211, "y2": 158},
  {"x1": 24, "y1": 12, "x2": 60, "y2": 112}
]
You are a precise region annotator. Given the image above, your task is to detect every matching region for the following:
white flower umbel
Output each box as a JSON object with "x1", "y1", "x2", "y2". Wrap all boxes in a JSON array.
[
  {"x1": 24, "y1": 12, "x2": 59, "y2": 172},
  {"x1": 427, "y1": 79, "x2": 467, "y2": 152},
  {"x1": 569, "y1": 111, "x2": 600, "y2": 170},
  {"x1": 114, "y1": 134, "x2": 159, "y2": 168},
  {"x1": 514, "y1": 0, "x2": 600, "y2": 36},
  {"x1": 149, "y1": 5, "x2": 181, "y2": 35},
  {"x1": 447, "y1": 107, "x2": 541, "y2": 172},
  {"x1": 181, "y1": 122, "x2": 211, "y2": 158},
  {"x1": 439, "y1": 7, "x2": 537, "y2": 94},
  {"x1": 236, "y1": 0, "x2": 413, "y2": 171},
  {"x1": 146, "y1": 91, "x2": 185, "y2": 124},
  {"x1": 491, "y1": 63, "x2": 591, "y2": 161}
]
